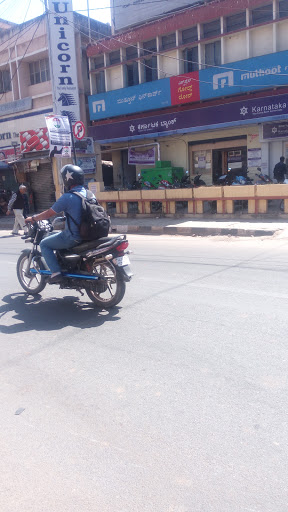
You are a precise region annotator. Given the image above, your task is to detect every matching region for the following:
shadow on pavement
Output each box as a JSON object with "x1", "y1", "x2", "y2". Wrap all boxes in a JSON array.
[{"x1": 0, "y1": 293, "x2": 121, "y2": 334}]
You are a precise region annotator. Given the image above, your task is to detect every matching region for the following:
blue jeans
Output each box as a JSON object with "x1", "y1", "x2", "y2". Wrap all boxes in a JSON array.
[{"x1": 40, "y1": 230, "x2": 81, "y2": 273}]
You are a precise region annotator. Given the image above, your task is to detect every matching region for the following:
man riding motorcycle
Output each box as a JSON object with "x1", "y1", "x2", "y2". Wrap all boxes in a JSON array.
[{"x1": 25, "y1": 164, "x2": 91, "y2": 284}]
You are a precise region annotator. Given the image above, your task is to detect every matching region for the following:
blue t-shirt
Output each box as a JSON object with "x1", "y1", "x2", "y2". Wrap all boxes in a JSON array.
[{"x1": 52, "y1": 186, "x2": 88, "y2": 239}]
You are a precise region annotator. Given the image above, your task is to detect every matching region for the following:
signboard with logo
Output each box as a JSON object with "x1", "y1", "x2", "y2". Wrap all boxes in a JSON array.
[
  {"x1": 47, "y1": 0, "x2": 80, "y2": 123},
  {"x1": 262, "y1": 121, "x2": 288, "y2": 140},
  {"x1": 20, "y1": 128, "x2": 50, "y2": 153},
  {"x1": 170, "y1": 72, "x2": 200, "y2": 106},
  {"x1": 128, "y1": 146, "x2": 156, "y2": 165},
  {"x1": 200, "y1": 50, "x2": 288, "y2": 100},
  {"x1": 45, "y1": 115, "x2": 72, "y2": 157},
  {"x1": 88, "y1": 78, "x2": 171, "y2": 121},
  {"x1": 89, "y1": 93, "x2": 288, "y2": 142}
]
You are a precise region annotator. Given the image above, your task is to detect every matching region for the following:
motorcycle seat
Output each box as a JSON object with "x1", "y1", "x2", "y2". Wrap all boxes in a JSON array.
[{"x1": 70, "y1": 236, "x2": 123, "y2": 255}]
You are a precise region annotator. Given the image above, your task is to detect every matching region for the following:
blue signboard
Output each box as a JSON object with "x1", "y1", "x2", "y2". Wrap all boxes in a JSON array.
[
  {"x1": 200, "y1": 50, "x2": 288, "y2": 100},
  {"x1": 88, "y1": 78, "x2": 171, "y2": 121}
]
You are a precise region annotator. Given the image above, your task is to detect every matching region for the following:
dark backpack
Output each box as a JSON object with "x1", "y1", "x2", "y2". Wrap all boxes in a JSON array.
[{"x1": 67, "y1": 190, "x2": 111, "y2": 241}]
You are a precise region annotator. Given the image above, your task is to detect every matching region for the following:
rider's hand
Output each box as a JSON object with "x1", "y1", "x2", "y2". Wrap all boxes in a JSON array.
[
  {"x1": 6, "y1": 210, "x2": 10, "y2": 216},
  {"x1": 25, "y1": 216, "x2": 33, "y2": 224}
]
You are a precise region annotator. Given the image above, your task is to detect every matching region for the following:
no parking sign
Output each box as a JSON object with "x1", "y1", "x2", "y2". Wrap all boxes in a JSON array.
[{"x1": 73, "y1": 121, "x2": 85, "y2": 140}]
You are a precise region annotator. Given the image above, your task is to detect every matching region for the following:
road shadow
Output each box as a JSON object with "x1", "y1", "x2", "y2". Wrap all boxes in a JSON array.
[{"x1": 0, "y1": 293, "x2": 121, "y2": 334}]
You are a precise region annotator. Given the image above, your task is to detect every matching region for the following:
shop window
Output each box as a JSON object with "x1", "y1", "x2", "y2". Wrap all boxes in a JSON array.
[
  {"x1": 128, "y1": 202, "x2": 139, "y2": 214},
  {"x1": 161, "y1": 33, "x2": 176, "y2": 50},
  {"x1": 95, "y1": 71, "x2": 105, "y2": 93},
  {"x1": 151, "y1": 201, "x2": 162, "y2": 213},
  {"x1": 143, "y1": 39, "x2": 157, "y2": 55},
  {"x1": 0, "y1": 69, "x2": 11, "y2": 93},
  {"x1": 192, "y1": 150, "x2": 212, "y2": 174},
  {"x1": 107, "y1": 202, "x2": 116, "y2": 214},
  {"x1": 176, "y1": 201, "x2": 188, "y2": 214},
  {"x1": 109, "y1": 50, "x2": 121, "y2": 65},
  {"x1": 94, "y1": 55, "x2": 104, "y2": 69},
  {"x1": 126, "y1": 46, "x2": 138, "y2": 60},
  {"x1": 226, "y1": 11, "x2": 246, "y2": 32},
  {"x1": 203, "y1": 19, "x2": 221, "y2": 38},
  {"x1": 142, "y1": 55, "x2": 158, "y2": 82},
  {"x1": 251, "y1": 4, "x2": 273, "y2": 25},
  {"x1": 125, "y1": 62, "x2": 139, "y2": 87},
  {"x1": 204, "y1": 41, "x2": 221, "y2": 67},
  {"x1": 182, "y1": 26, "x2": 198, "y2": 44},
  {"x1": 29, "y1": 58, "x2": 50, "y2": 85},
  {"x1": 279, "y1": 0, "x2": 288, "y2": 18},
  {"x1": 184, "y1": 47, "x2": 199, "y2": 73}
]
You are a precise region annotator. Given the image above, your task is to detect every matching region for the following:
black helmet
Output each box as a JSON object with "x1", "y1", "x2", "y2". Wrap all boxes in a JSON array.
[{"x1": 61, "y1": 164, "x2": 84, "y2": 191}]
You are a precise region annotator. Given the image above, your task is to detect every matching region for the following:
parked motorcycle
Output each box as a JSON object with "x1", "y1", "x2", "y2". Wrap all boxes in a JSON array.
[
  {"x1": 255, "y1": 168, "x2": 273, "y2": 184},
  {"x1": 16, "y1": 219, "x2": 133, "y2": 308},
  {"x1": 194, "y1": 174, "x2": 206, "y2": 187}
]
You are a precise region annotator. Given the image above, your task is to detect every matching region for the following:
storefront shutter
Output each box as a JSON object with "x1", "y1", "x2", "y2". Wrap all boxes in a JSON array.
[{"x1": 28, "y1": 162, "x2": 55, "y2": 212}]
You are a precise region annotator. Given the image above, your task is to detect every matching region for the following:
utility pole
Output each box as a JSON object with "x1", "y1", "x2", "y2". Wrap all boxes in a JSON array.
[{"x1": 87, "y1": 0, "x2": 91, "y2": 43}]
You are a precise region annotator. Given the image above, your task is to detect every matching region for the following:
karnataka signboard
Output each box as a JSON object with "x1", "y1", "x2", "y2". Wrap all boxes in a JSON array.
[
  {"x1": 45, "y1": 115, "x2": 72, "y2": 157},
  {"x1": 88, "y1": 79, "x2": 171, "y2": 121},
  {"x1": 47, "y1": 0, "x2": 80, "y2": 123},
  {"x1": 89, "y1": 93, "x2": 288, "y2": 142}
]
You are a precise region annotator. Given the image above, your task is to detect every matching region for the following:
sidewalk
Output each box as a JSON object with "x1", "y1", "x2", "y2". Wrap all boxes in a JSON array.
[{"x1": 1, "y1": 214, "x2": 288, "y2": 237}]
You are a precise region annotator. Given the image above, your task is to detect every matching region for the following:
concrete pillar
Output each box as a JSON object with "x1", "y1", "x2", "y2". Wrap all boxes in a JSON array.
[{"x1": 112, "y1": 150, "x2": 123, "y2": 188}]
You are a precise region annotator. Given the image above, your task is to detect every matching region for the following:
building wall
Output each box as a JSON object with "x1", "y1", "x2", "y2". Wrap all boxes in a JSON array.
[
  {"x1": 224, "y1": 32, "x2": 247, "y2": 63},
  {"x1": 250, "y1": 26, "x2": 274, "y2": 57}
]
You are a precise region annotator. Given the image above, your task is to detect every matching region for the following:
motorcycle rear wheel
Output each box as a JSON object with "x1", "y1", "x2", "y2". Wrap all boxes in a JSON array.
[
  {"x1": 86, "y1": 260, "x2": 126, "y2": 308},
  {"x1": 17, "y1": 251, "x2": 47, "y2": 295}
]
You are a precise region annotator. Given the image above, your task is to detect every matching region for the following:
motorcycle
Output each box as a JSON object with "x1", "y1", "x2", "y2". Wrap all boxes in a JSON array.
[
  {"x1": 194, "y1": 174, "x2": 206, "y2": 187},
  {"x1": 16, "y1": 219, "x2": 133, "y2": 308},
  {"x1": 255, "y1": 168, "x2": 273, "y2": 184}
]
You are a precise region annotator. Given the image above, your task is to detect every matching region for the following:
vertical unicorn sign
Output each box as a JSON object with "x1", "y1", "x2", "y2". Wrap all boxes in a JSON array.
[{"x1": 46, "y1": 0, "x2": 80, "y2": 123}]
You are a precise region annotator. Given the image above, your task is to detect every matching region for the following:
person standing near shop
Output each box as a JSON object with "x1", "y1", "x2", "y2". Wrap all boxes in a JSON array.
[
  {"x1": 273, "y1": 156, "x2": 287, "y2": 183},
  {"x1": 6, "y1": 185, "x2": 28, "y2": 235}
]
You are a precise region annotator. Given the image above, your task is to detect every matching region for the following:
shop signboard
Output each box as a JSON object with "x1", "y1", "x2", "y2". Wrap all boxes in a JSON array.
[
  {"x1": 47, "y1": 0, "x2": 80, "y2": 123},
  {"x1": 74, "y1": 137, "x2": 94, "y2": 154},
  {"x1": 76, "y1": 156, "x2": 96, "y2": 174},
  {"x1": 262, "y1": 121, "x2": 288, "y2": 139},
  {"x1": 0, "y1": 147, "x2": 21, "y2": 161},
  {"x1": 128, "y1": 146, "x2": 156, "y2": 165},
  {"x1": 200, "y1": 50, "x2": 288, "y2": 100},
  {"x1": 0, "y1": 97, "x2": 32, "y2": 117},
  {"x1": 20, "y1": 128, "x2": 50, "y2": 153},
  {"x1": 45, "y1": 115, "x2": 72, "y2": 157},
  {"x1": 89, "y1": 93, "x2": 288, "y2": 142},
  {"x1": 170, "y1": 72, "x2": 200, "y2": 106},
  {"x1": 88, "y1": 78, "x2": 171, "y2": 121}
]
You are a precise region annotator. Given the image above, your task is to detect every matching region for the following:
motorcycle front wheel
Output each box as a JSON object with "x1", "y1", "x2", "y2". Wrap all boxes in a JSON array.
[
  {"x1": 17, "y1": 251, "x2": 47, "y2": 295},
  {"x1": 86, "y1": 260, "x2": 126, "y2": 308}
]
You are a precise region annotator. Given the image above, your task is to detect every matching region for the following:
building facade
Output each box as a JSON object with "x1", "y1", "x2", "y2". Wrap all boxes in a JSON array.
[
  {"x1": 86, "y1": 0, "x2": 288, "y2": 189},
  {"x1": 0, "y1": 9, "x2": 110, "y2": 209}
]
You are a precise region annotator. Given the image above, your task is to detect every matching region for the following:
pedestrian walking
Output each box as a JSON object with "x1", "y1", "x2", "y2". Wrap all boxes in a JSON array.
[
  {"x1": 273, "y1": 156, "x2": 287, "y2": 183},
  {"x1": 6, "y1": 185, "x2": 28, "y2": 235}
]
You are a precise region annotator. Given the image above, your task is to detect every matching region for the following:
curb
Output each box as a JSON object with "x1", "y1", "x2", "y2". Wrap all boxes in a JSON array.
[{"x1": 111, "y1": 225, "x2": 277, "y2": 237}]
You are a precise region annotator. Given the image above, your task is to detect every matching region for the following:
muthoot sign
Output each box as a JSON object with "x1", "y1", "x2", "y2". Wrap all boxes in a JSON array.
[{"x1": 47, "y1": 0, "x2": 80, "y2": 123}]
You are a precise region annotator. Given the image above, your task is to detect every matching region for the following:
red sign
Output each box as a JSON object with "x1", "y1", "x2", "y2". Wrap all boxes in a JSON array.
[
  {"x1": 20, "y1": 128, "x2": 50, "y2": 153},
  {"x1": 170, "y1": 72, "x2": 200, "y2": 106},
  {"x1": 73, "y1": 121, "x2": 85, "y2": 140},
  {"x1": 0, "y1": 147, "x2": 21, "y2": 161}
]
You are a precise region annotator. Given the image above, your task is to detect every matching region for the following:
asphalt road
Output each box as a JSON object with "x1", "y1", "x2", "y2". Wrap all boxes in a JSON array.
[{"x1": 1, "y1": 232, "x2": 288, "y2": 512}]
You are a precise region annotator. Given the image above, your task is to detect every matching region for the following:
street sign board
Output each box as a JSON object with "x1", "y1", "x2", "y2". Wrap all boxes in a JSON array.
[{"x1": 73, "y1": 121, "x2": 85, "y2": 140}]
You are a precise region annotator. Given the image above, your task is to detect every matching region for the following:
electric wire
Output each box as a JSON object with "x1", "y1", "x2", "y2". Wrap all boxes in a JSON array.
[{"x1": 48, "y1": 9, "x2": 288, "y2": 92}]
